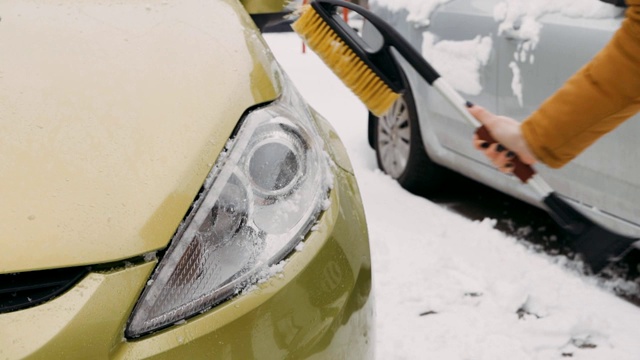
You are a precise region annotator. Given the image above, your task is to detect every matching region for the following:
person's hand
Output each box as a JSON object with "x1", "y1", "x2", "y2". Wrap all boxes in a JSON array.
[{"x1": 467, "y1": 105, "x2": 538, "y2": 173}]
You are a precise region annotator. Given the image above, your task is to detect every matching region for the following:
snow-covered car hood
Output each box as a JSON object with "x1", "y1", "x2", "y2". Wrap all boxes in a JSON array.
[{"x1": 0, "y1": 0, "x2": 282, "y2": 272}]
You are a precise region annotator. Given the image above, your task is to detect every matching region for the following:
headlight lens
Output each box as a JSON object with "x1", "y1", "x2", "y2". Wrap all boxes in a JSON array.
[{"x1": 126, "y1": 83, "x2": 332, "y2": 338}]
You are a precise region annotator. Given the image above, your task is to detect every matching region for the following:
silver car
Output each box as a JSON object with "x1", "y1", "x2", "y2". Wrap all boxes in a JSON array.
[{"x1": 364, "y1": 0, "x2": 638, "y2": 238}]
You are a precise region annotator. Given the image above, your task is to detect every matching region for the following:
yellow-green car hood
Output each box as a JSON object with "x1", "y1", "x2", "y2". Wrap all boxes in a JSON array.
[{"x1": 0, "y1": 0, "x2": 281, "y2": 273}]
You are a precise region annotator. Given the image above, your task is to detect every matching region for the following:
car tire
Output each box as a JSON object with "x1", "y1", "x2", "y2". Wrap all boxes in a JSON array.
[{"x1": 372, "y1": 83, "x2": 450, "y2": 195}]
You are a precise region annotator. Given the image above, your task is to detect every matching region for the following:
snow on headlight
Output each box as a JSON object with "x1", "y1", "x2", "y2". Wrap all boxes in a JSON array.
[{"x1": 126, "y1": 81, "x2": 333, "y2": 338}]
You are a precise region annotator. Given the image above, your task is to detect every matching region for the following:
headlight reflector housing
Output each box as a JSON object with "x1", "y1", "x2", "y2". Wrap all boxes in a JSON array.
[{"x1": 126, "y1": 84, "x2": 332, "y2": 338}]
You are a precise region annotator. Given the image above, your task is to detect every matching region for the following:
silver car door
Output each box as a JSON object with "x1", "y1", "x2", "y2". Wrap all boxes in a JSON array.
[
  {"x1": 496, "y1": 6, "x2": 640, "y2": 235},
  {"x1": 415, "y1": 0, "x2": 501, "y2": 161}
]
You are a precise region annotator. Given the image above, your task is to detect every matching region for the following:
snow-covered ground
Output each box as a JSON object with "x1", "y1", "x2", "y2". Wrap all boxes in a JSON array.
[{"x1": 264, "y1": 26, "x2": 640, "y2": 359}]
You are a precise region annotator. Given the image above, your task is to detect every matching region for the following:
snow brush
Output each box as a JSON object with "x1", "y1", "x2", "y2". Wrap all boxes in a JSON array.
[{"x1": 292, "y1": 0, "x2": 640, "y2": 273}]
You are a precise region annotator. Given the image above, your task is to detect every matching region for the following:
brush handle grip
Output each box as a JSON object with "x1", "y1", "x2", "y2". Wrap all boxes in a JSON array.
[
  {"x1": 433, "y1": 81, "x2": 536, "y2": 184},
  {"x1": 475, "y1": 126, "x2": 536, "y2": 183}
]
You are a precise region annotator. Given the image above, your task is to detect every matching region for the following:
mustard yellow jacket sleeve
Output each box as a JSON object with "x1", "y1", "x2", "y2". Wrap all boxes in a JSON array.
[{"x1": 521, "y1": 1, "x2": 640, "y2": 168}]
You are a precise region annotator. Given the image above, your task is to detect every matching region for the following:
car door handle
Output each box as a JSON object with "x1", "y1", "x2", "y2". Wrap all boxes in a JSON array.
[
  {"x1": 502, "y1": 27, "x2": 521, "y2": 40},
  {"x1": 500, "y1": 21, "x2": 527, "y2": 41}
]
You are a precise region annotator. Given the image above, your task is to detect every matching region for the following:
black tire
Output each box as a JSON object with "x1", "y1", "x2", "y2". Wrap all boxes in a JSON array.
[{"x1": 371, "y1": 83, "x2": 450, "y2": 196}]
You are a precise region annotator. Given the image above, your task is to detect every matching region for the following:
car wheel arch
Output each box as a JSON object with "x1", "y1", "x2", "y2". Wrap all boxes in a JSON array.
[{"x1": 369, "y1": 65, "x2": 452, "y2": 195}]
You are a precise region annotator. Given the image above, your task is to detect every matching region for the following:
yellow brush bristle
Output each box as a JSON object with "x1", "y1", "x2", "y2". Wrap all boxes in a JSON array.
[{"x1": 292, "y1": 5, "x2": 400, "y2": 116}]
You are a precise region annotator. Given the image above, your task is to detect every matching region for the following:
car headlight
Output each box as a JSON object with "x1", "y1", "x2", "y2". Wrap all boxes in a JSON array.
[{"x1": 126, "y1": 82, "x2": 333, "y2": 338}]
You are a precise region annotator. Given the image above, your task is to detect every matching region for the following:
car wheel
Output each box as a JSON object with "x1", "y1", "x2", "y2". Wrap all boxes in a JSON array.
[{"x1": 372, "y1": 86, "x2": 450, "y2": 195}]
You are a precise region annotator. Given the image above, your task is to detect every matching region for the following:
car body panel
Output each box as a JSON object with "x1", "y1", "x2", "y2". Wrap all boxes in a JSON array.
[
  {"x1": 419, "y1": 1, "x2": 499, "y2": 160},
  {"x1": 0, "y1": 134, "x2": 373, "y2": 359},
  {"x1": 0, "y1": 0, "x2": 282, "y2": 273},
  {"x1": 367, "y1": 0, "x2": 640, "y2": 237},
  {"x1": 0, "y1": 262, "x2": 157, "y2": 359},
  {"x1": 495, "y1": 10, "x2": 640, "y2": 236},
  {"x1": 1, "y1": 0, "x2": 374, "y2": 357}
]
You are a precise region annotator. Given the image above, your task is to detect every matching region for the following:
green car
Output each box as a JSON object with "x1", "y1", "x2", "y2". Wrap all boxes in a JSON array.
[{"x1": 0, "y1": 0, "x2": 373, "y2": 358}]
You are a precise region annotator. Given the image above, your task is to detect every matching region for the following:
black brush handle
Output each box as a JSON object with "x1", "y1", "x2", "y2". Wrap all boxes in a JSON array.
[
  {"x1": 316, "y1": 0, "x2": 441, "y2": 84},
  {"x1": 311, "y1": 0, "x2": 405, "y2": 93},
  {"x1": 320, "y1": 1, "x2": 538, "y2": 182},
  {"x1": 318, "y1": 1, "x2": 536, "y2": 182}
]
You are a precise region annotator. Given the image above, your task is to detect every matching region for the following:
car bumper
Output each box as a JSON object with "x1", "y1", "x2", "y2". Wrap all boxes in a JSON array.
[{"x1": 0, "y1": 113, "x2": 374, "y2": 360}]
